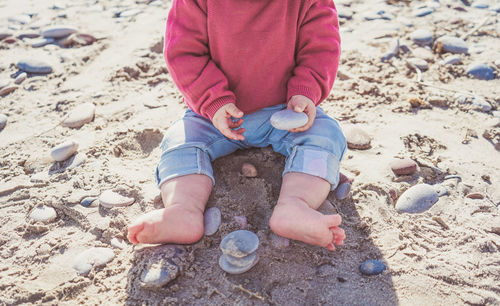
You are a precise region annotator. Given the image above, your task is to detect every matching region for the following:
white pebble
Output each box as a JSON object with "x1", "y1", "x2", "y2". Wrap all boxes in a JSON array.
[
  {"x1": 99, "y1": 190, "x2": 135, "y2": 208},
  {"x1": 62, "y1": 103, "x2": 96, "y2": 128},
  {"x1": 50, "y1": 140, "x2": 78, "y2": 162},
  {"x1": 29, "y1": 206, "x2": 57, "y2": 222}
]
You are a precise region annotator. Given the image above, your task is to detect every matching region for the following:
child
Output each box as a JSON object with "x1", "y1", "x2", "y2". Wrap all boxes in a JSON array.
[{"x1": 128, "y1": 0, "x2": 347, "y2": 251}]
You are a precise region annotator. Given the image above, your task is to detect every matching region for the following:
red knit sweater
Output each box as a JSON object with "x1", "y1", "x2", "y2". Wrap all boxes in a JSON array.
[{"x1": 164, "y1": 0, "x2": 340, "y2": 120}]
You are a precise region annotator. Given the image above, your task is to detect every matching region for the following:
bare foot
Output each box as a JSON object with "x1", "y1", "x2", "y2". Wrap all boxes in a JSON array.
[
  {"x1": 270, "y1": 202, "x2": 345, "y2": 251},
  {"x1": 127, "y1": 205, "x2": 204, "y2": 245}
]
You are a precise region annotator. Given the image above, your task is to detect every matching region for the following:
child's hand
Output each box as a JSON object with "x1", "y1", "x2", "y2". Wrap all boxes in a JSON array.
[
  {"x1": 212, "y1": 103, "x2": 245, "y2": 141},
  {"x1": 287, "y1": 95, "x2": 316, "y2": 132}
]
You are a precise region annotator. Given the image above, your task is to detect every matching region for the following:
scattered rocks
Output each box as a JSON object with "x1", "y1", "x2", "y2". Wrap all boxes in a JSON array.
[
  {"x1": 269, "y1": 232, "x2": 290, "y2": 249},
  {"x1": 345, "y1": 127, "x2": 371, "y2": 150},
  {"x1": 50, "y1": 140, "x2": 78, "y2": 162},
  {"x1": 435, "y1": 36, "x2": 468, "y2": 54},
  {"x1": 390, "y1": 158, "x2": 417, "y2": 175},
  {"x1": 466, "y1": 63, "x2": 495, "y2": 80},
  {"x1": 140, "y1": 261, "x2": 179, "y2": 288},
  {"x1": 0, "y1": 114, "x2": 7, "y2": 130},
  {"x1": 29, "y1": 206, "x2": 57, "y2": 223},
  {"x1": 270, "y1": 109, "x2": 308, "y2": 130},
  {"x1": 360, "y1": 259, "x2": 386, "y2": 275},
  {"x1": 73, "y1": 247, "x2": 115, "y2": 275},
  {"x1": 17, "y1": 59, "x2": 53, "y2": 74},
  {"x1": 99, "y1": 190, "x2": 135, "y2": 208},
  {"x1": 41, "y1": 25, "x2": 77, "y2": 38},
  {"x1": 241, "y1": 162, "x2": 258, "y2": 177},
  {"x1": 203, "y1": 207, "x2": 221, "y2": 236},
  {"x1": 408, "y1": 57, "x2": 429, "y2": 70},
  {"x1": 410, "y1": 29, "x2": 433, "y2": 46},
  {"x1": 335, "y1": 182, "x2": 351, "y2": 200},
  {"x1": 395, "y1": 184, "x2": 439, "y2": 213},
  {"x1": 80, "y1": 196, "x2": 98, "y2": 207},
  {"x1": 219, "y1": 230, "x2": 259, "y2": 274},
  {"x1": 62, "y1": 103, "x2": 96, "y2": 128}
]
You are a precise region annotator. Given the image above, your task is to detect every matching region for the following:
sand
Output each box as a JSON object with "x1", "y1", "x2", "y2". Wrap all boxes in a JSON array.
[{"x1": 1, "y1": 0, "x2": 499, "y2": 304}]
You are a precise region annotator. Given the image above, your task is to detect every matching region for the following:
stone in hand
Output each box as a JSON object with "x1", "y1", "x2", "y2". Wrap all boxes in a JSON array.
[{"x1": 270, "y1": 109, "x2": 308, "y2": 130}]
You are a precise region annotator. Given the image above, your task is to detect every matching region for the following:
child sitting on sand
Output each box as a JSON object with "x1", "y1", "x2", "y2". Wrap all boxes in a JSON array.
[{"x1": 128, "y1": 0, "x2": 347, "y2": 251}]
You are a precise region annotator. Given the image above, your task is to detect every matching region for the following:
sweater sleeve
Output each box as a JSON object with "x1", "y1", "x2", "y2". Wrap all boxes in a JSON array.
[
  {"x1": 164, "y1": 0, "x2": 236, "y2": 120},
  {"x1": 287, "y1": 0, "x2": 340, "y2": 106}
]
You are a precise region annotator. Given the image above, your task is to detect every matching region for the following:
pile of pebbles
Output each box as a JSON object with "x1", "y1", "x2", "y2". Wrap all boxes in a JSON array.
[{"x1": 219, "y1": 230, "x2": 260, "y2": 274}]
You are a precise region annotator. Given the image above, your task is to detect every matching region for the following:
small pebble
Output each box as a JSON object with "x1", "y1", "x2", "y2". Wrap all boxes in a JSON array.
[
  {"x1": 204, "y1": 207, "x2": 221, "y2": 236},
  {"x1": 345, "y1": 127, "x2": 371, "y2": 150},
  {"x1": 220, "y1": 230, "x2": 259, "y2": 258},
  {"x1": 270, "y1": 109, "x2": 308, "y2": 130},
  {"x1": 408, "y1": 57, "x2": 429, "y2": 70},
  {"x1": 50, "y1": 139, "x2": 78, "y2": 162},
  {"x1": 390, "y1": 158, "x2": 417, "y2": 175},
  {"x1": 360, "y1": 259, "x2": 386, "y2": 275},
  {"x1": 62, "y1": 103, "x2": 96, "y2": 128},
  {"x1": 466, "y1": 193, "x2": 484, "y2": 199},
  {"x1": 80, "y1": 196, "x2": 98, "y2": 207},
  {"x1": 435, "y1": 36, "x2": 468, "y2": 54},
  {"x1": 410, "y1": 29, "x2": 433, "y2": 46},
  {"x1": 31, "y1": 38, "x2": 55, "y2": 48},
  {"x1": 99, "y1": 190, "x2": 135, "y2": 208},
  {"x1": 219, "y1": 253, "x2": 259, "y2": 274},
  {"x1": 395, "y1": 184, "x2": 439, "y2": 213},
  {"x1": 29, "y1": 206, "x2": 57, "y2": 223},
  {"x1": 466, "y1": 63, "x2": 495, "y2": 80},
  {"x1": 413, "y1": 7, "x2": 434, "y2": 17},
  {"x1": 73, "y1": 247, "x2": 115, "y2": 275},
  {"x1": 17, "y1": 59, "x2": 53, "y2": 74},
  {"x1": 14, "y1": 72, "x2": 27, "y2": 84},
  {"x1": 141, "y1": 262, "x2": 179, "y2": 288},
  {"x1": 471, "y1": 96, "x2": 492, "y2": 112},
  {"x1": 335, "y1": 182, "x2": 351, "y2": 200},
  {"x1": 41, "y1": 25, "x2": 77, "y2": 38},
  {"x1": 0, "y1": 33, "x2": 13, "y2": 41},
  {"x1": 0, "y1": 85, "x2": 18, "y2": 96},
  {"x1": 0, "y1": 114, "x2": 7, "y2": 131},
  {"x1": 471, "y1": 0, "x2": 489, "y2": 9},
  {"x1": 269, "y1": 232, "x2": 290, "y2": 249},
  {"x1": 17, "y1": 32, "x2": 40, "y2": 39},
  {"x1": 233, "y1": 216, "x2": 247, "y2": 229},
  {"x1": 110, "y1": 238, "x2": 127, "y2": 249},
  {"x1": 441, "y1": 55, "x2": 461, "y2": 65},
  {"x1": 241, "y1": 162, "x2": 258, "y2": 177}
]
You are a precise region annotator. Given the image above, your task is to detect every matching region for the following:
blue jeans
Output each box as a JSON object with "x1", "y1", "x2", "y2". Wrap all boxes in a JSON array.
[{"x1": 155, "y1": 104, "x2": 347, "y2": 190}]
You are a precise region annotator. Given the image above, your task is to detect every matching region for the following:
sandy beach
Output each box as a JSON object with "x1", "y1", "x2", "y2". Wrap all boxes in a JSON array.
[{"x1": 1, "y1": 0, "x2": 499, "y2": 304}]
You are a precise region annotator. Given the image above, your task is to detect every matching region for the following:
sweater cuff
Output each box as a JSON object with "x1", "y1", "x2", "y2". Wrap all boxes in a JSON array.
[
  {"x1": 287, "y1": 86, "x2": 320, "y2": 106},
  {"x1": 204, "y1": 96, "x2": 236, "y2": 120}
]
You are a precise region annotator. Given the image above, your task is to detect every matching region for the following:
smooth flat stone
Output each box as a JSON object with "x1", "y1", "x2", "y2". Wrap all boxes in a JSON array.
[
  {"x1": 204, "y1": 207, "x2": 221, "y2": 236},
  {"x1": 0, "y1": 114, "x2": 7, "y2": 131},
  {"x1": 269, "y1": 233, "x2": 290, "y2": 249},
  {"x1": 436, "y1": 36, "x2": 468, "y2": 54},
  {"x1": 413, "y1": 7, "x2": 434, "y2": 17},
  {"x1": 17, "y1": 59, "x2": 53, "y2": 74},
  {"x1": 99, "y1": 190, "x2": 135, "y2": 208},
  {"x1": 408, "y1": 58, "x2": 429, "y2": 70},
  {"x1": 220, "y1": 230, "x2": 259, "y2": 258},
  {"x1": 50, "y1": 140, "x2": 78, "y2": 162},
  {"x1": 31, "y1": 37, "x2": 55, "y2": 48},
  {"x1": 80, "y1": 196, "x2": 98, "y2": 207},
  {"x1": 41, "y1": 26, "x2": 77, "y2": 38},
  {"x1": 141, "y1": 262, "x2": 179, "y2": 288},
  {"x1": 219, "y1": 253, "x2": 259, "y2": 274},
  {"x1": 360, "y1": 259, "x2": 386, "y2": 275},
  {"x1": 14, "y1": 72, "x2": 27, "y2": 84},
  {"x1": 241, "y1": 162, "x2": 257, "y2": 177},
  {"x1": 110, "y1": 238, "x2": 127, "y2": 249},
  {"x1": 471, "y1": 96, "x2": 492, "y2": 111},
  {"x1": 270, "y1": 109, "x2": 308, "y2": 130},
  {"x1": 345, "y1": 128, "x2": 371, "y2": 150},
  {"x1": 62, "y1": 103, "x2": 95, "y2": 128},
  {"x1": 395, "y1": 184, "x2": 439, "y2": 213},
  {"x1": 73, "y1": 247, "x2": 115, "y2": 275},
  {"x1": 410, "y1": 29, "x2": 433, "y2": 45},
  {"x1": 0, "y1": 85, "x2": 18, "y2": 96},
  {"x1": 466, "y1": 63, "x2": 495, "y2": 80},
  {"x1": 335, "y1": 182, "x2": 351, "y2": 200},
  {"x1": 223, "y1": 252, "x2": 258, "y2": 268},
  {"x1": 29, "y1": 206, "x2": 57, "y2": 222},
  {"x1": 390, "y1": 158, "x2": 417, "y2": 175},
  {"x1": 442, "y1": 55, "x2": 461, "y2": 65}
]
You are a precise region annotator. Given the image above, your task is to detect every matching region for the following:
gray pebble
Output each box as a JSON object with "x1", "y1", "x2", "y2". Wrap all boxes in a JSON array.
[
  {"x1": 469, "y1": 44, "x2": 486, "y2": 54},
  {"x1": 441, "y1": 55, "x2": 461, "y2": 65},
  {"x1": 0, "y1": 114, "x2": 7, "y2": 131},
  {"x1": 99, "y1": 190, "x2": 135, "y2": 208},
  {"x1": 31, "y1": 38, "x2": 55, "y2": 48},
  {"x1": 81, "y1": 196, "x2": 98, "y2": 207},
  {"x1": 219, "y1": 253, "x2": 259, "y2": 274},
  {"x1": 62, "y1": 103, "x2": 95, "y2": 128},
  {"x1": 413, "y1": 7, "x2": 434, "y2": 17},
  {"x1": 270, "y1": 109, "x2": 308, "y2": 130},
  {"x1": 140, "y1": 262, "x2": 179, "y2": 288},
  {"x1": 408, "y1": 57, "x2": 429, "y2": 70},
  {"x1": 410, "y1": 29, "x2": 433, "y2": 46},
  {"x1": 335, "y1": 182, "x2": 351, "y2": 200},
  {"x1": 220, "y1": 230, "x2": 259, "y2": 258},
  {"x1": 395, "y1": 184, "x2": 439, "y2": 213},
  {"x1": 41, "y1": 25, "x2": 77, "y2": 38},
  {"x1": 435, "y1": 36, "x2": 468, "y2": 54},
  {"x1": 73, "y1": 247, "x2": 115, "y2": 275},
  {"x1": 471, "y1": 0, "x2": 489, "y2": 9},
  {"x1": 17, "y1": 59, "x2": 53, "y2": 74},
  {"x1": 50, "y1": 139, "x2": 78, "y2": 162},
  {"x1": 204, "y1": 207, "x2": 221, "y2": 236},
  {"x1": 466, "y1": 63, "x2": 495, "y2": 80},
  {"x1": 29, "y1": 206, "x2": 57, "y2": 222},
  {"x1": 360, "y1": 259, "x2": 386, "y2": 275}
]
